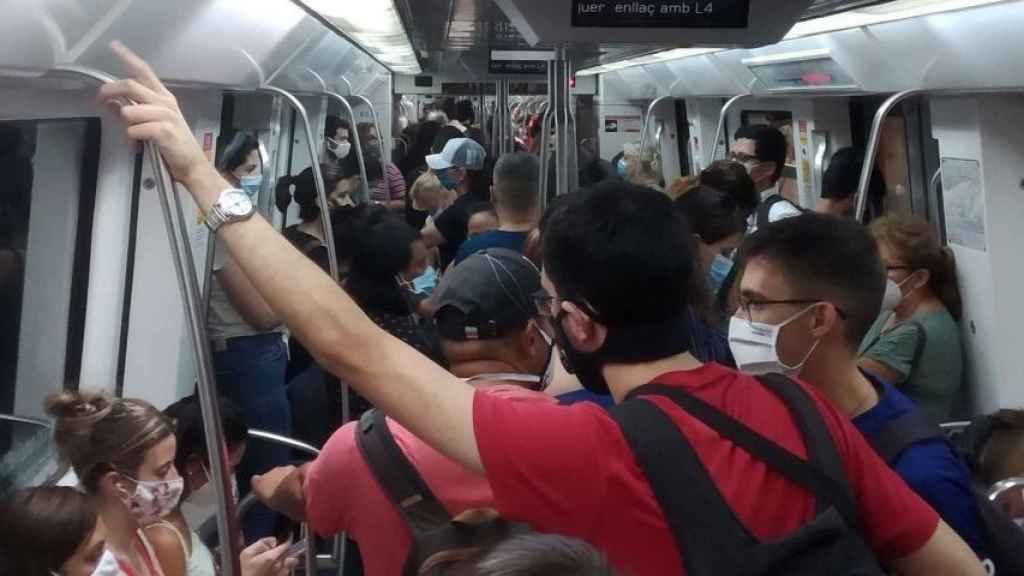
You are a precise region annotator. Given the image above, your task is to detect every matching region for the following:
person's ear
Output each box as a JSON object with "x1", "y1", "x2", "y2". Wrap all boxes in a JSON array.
[
  {"x1": 912, "y1": 269, "x2": 931, "y2": 291},
  {"x1": 98, "y1": 470, "x2": 126, "y2": 498},
  {"x1": 559, "y1": 301, "x2": 607, "y2": 353},
  {"x1": 810, "y1": 303, "x2": 839, "y2": 340}
]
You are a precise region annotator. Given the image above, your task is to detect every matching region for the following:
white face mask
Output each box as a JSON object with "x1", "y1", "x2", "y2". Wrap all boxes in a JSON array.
[
  {"x1": 117, "y1": 475, "x2": 184, "y2": 526},
  {"x1": 327, "y1": 138, "x2": 351, "y2": 160},
  {"x1": 880, "y1": 278, "x2": 902, "y2": 314},
  {"x1": 728, "y1": 304, "x2": 821, "y2": 377},
  {"x1": 55, "y1": 548, "x2": 123, "y2": 576}
]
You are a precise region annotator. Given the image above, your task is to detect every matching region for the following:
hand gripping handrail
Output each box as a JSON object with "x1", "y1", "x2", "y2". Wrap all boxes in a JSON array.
[
  {"x1": 261, "y1": 86, "x2": 340, "y2": 285},
  {"x1": 47, "y1": 64, "x2": 243, "y2": 575}
]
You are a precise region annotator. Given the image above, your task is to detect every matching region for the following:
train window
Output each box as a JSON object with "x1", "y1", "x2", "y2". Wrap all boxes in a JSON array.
[{"x1": 0, "y1": 119, "x2": 100, "y2": 421}]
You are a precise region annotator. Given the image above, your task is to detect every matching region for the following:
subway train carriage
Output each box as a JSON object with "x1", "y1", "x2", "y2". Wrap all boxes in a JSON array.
[{"x1": 3, "y1": 1, "x2": 1024, "y2": 575}]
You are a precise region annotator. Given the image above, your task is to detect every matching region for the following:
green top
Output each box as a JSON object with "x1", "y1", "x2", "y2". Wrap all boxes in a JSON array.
[{"x1": 858, "y1": 308, "x2": 964, "y2": 422}]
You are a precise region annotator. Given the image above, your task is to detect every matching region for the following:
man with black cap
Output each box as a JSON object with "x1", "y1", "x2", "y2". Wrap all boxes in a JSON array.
[
  {"x1": 250, "y1": 249, "x2": 561, "y2": 576},
  {"x1": 420, "y1": 137, "x2": 489, "y2": 270}
]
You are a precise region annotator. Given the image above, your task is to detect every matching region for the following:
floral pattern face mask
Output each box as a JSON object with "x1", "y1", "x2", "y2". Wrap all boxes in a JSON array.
[{"x1": 116, "y1": 473, "x2": 184, "y2": 525}]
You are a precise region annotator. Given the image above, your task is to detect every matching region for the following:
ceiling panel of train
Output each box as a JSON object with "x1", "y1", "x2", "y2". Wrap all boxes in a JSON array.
[{"x1": 396, "y1": 0, "x2": 896, "y2": 78}]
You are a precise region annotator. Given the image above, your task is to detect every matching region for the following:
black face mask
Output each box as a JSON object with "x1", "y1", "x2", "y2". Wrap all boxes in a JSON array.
[{"x1": 551, "y1": 306, "x2": 694, "y2": 397}]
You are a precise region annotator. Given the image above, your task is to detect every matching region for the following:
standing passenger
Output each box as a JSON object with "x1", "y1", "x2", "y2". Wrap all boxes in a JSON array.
[
  {"x1": 363, "y1": 144, "x2": 406, "y2": 211},
  {"x1": 817, "y1": 147, "x2": 886, "y2": 223},
  {"x1": 734, "y1": 213, "x2": 987, "y2": 560},
  {"x1": 732, "y1": 125, "x2": 801, "y2": 231},
  {"x1": 102, "y1": 44, "x2": 986, "y2": 576},
  {"x1": 210, "y1": 131, "x2": 290, "y2": 540},
  {"x1": 420, "y1": 137, "x2": 489, "y2": 270},
  {"x1": 859, "y1": 214, "x2": 965, "y2": 422},
  {"x1": 454, "y1": 153, "x2": 540, "y2": 266}
]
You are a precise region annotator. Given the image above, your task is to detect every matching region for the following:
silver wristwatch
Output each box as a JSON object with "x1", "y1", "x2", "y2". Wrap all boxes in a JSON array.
[{"x1": 205, "y1": 188, "x2": 255, "y2": 232}]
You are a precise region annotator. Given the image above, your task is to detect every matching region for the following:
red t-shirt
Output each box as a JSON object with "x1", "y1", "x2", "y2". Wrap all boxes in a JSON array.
[
  {"x1": 473, "y1": 363, "x2": 940, "y2": 575},
  {"x1": 304, "y1": 385, "x2": 555, "y2": 575}
]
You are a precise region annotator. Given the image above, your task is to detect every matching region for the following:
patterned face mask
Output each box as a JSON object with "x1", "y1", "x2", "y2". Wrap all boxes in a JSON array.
[{"x1": 116, "y1": 473, "x2": 184, "y2": 525}]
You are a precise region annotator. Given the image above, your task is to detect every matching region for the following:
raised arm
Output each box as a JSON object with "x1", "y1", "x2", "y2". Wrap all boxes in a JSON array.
[{"x1": 101, "y1": 41, "x2": 482, "y2": 472}]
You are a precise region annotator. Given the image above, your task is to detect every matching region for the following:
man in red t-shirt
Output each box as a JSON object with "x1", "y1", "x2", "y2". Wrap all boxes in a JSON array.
[{"x1": 107, "y1": 45, "x2": 984, "y2": 576}]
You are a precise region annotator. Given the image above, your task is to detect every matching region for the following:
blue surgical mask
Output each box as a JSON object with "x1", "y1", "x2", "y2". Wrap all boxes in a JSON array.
[
  {"x1": 616, "y1": 158, "x2": 628, "y2": 177},
  {"x1": 411, "y1": 266, "x2": 438, "y2": 295},
  {"x1": 707, "y1": 254, "x2": 735, "y2": 297},
  {"x1": 436, "y1": 169, "x2": 458, "y2": 191},
  {"x1": 239, "y1": 174, "x2": 262, "y2": 197}
]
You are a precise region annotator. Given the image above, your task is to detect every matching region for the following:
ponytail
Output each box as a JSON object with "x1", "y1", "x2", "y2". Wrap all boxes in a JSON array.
[{"x1": 935, "y1": 246, "x2": 963, "y2": 321}]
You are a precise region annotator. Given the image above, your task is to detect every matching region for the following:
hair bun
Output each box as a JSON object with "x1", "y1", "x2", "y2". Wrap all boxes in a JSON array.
[{"x1": 45, "y1": 391, "x2": 112, "y2": 424}]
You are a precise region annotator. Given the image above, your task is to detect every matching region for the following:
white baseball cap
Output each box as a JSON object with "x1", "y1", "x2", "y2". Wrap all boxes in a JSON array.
[{"x1": 426, "y1": 138, "x2": 486, "y2": 171}]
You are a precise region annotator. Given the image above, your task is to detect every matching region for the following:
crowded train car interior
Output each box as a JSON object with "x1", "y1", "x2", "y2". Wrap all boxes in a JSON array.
[{"x1": 4, "y1": 0, "x2": 1024, "y2": 575}]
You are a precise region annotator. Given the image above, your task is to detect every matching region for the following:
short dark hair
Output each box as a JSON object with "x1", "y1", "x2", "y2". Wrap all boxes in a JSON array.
[
  {"x1": 734, "y1": 125, "x2": 787, "y2": 183},
  {"x1": 454, "y1": 99, "x2": 476, "y2": 124},
  {"x1": 739, "y1": 213, "x2": 885, "y2": 347},
  {"x1": 326, "y1": 116, "x2": 351, "y2": 139},
  {"x1": 700, "y1": 160, "x2": 758, "y2": 216},
  {"x1": 493, "y1": 153, "x2": 540, "y2": 216},
  {"x1": 674, "y1": 185, "x2": 747, "y2": 245},
  {"x1": 433, "y1": 126, "x2": 465, "y2": 154},
  {"x1": 218, "y1": 131, "x2": 261, "y2": 174},
  {"x1": 822, "y1": 147, "x2": 886, "y2": 203},
  {"x1": 164, "y1": 395, "x2": 248, "y2": 479},
  {"x1": 0, "y1": 487, "x2": 100, "y2": 575},
  {"x1": 542, "y1": 181, "x2": 695, "y2": 326},
  {"x1": 345, "y1": 209, "x2": 421, "y2": 315}
]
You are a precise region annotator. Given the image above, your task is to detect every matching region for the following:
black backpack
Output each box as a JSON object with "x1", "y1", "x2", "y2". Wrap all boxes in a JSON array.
[
  {"x1": 610, "y1": 373, "x2": 885, "y2": 576},
  {"x1": 867, "y1": 409, "x2": 1024, "y2": 576},
  {"x1": 354, "y1": 409, "x2": 528, "y2": 576},
  {"x1": 755, "y1": 194, "x2": 805, "y2": 230}
]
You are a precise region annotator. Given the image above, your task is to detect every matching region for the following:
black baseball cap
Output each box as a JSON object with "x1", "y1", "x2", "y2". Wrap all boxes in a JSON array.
[{"x1": 433, "y1": 248, "x2": 542, "y2": 341}]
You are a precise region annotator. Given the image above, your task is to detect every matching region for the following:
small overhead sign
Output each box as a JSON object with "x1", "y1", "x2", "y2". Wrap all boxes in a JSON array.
[
  {"x1": 571, "y1": 0, "x2": 750, "y2": 28},
  {"x1": 489, "y1": 60, "x2": 548, "y2": 75}
]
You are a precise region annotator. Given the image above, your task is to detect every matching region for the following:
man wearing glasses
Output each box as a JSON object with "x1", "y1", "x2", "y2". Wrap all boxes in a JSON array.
[
  {"x1": 731, "y1": 125, "x2": 802, "y2": 231},
  {"x1": 732, "y1": 212, "x2": 988, "y2": 565}
]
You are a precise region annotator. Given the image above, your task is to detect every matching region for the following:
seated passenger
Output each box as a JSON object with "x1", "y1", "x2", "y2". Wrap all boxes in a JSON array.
[
  {"x1": 145, "y1": 396, "x2": 250, "y2": 576},
  {"x1": 470, "y1": 533, "x2": 618, "y2": 576},
  {"x1": 735, "y1": 213, "x2": 988, "y2": 560},
  {"x1": 817, "y1": 147, "x2": 886, "y2": 223},
  {"x1": 673, "y1": 185, "x2": 747, "y2": 365},
  {"x1": 105, "y1": 44, "x2": 985, "y2": 576},
  {"x1": 858, "y1": 214, "x2": 965, "y2": 422},
  {"x1": 420, "y1": 138, "x2": 490, "y2": 270},
  {"x1": 957, "y1": 409, "x2": 1024, "y2": 521},
  {"x1": 0, "y1": 487, "x2": 110, "y2": 576},
  {"x1": 731, "y1": 125, "x2": 802, "y2": 231},
  {"x1": 466, "y1": 203, "x2": 499, "y2": 240},
  {"x1": 454, "y1": 153, "x2": 540, "y2": 266},
  {"x1": 250, "y1": 249, "x2": 565, "y2": 574}
]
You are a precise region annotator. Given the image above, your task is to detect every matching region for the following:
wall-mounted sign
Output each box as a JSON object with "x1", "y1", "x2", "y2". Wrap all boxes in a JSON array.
[
  {"x1": 571, "y1": 1, "x2": 750, "y2": 29},
  {"x1": 605, "y1": 115, "x2": 642, "y2": 133},
  {"x1": 488, "y1": 60, "x2": 548, "y2": 75}
]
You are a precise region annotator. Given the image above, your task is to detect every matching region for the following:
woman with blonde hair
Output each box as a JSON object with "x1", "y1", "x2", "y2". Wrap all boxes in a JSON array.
[{"x1": 859, "y1": 214, "x2": 965, "y2": 421}]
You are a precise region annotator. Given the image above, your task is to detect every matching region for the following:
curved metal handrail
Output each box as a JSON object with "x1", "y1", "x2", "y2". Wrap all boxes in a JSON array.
[
  {"x1": 0, "y1": 413, "x2": 51, "y2": 427},
  {"x1": 855, "y1": 89, "x2": 923, "y2": 221},
  {"x1": 247, "y1": 429, "x2": 321, "y2": 457},
  {"x1": 988, "y1": 476, "x2": 1024, "y2": 503},
  {"x1": 639, "y1": 95, "x2": 673, "y2": 157},
  {"x1": 708, "y1": 93, "x2": 751, "y2": 166},
  {"x1": 45, "y1": 64, "x2": 243, "y2": 575},
  {"x1": 261, "y1": 86, "x2": 339, "y2": 285}
]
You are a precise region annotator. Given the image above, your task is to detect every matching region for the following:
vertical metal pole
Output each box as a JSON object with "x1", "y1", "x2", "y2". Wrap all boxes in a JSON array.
[
  {"x1": 48, "y1": 64, "x2": 242, "y2": 575},
  {"x1": 261, "y1": 87, "x2": 340, "y2": 285},
  {"x1": 326, "y1": 90, "x2": 370, "y2": 205},
  {"x1": 350, "y1": 93, "x2": 383, "y2": 156},
  {"x1": 551, "y1": 48, "x2": 574, "y2": 197}
]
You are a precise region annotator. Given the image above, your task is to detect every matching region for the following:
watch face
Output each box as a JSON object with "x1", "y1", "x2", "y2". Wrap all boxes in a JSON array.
[{"x1": 222, "y1": 190, "x2": 254, "y2": 217}]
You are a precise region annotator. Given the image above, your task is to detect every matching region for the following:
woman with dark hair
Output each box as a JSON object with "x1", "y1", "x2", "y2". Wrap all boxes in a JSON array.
[
  {"x1": 697, "y1": 160, "x2": 759, "y2": 219},
  {"x1": 209, "y1": 131, "x2": 289, "y2": 541},
  {"x1": 0, "y1": 487, "x2": 108, "y2": 576},
  {"x1": 275, "y1": 166, "x2": 331, "y2": 273},
  {"x1": 859, "y1": 214, "x2": 965, "y2": 421}
]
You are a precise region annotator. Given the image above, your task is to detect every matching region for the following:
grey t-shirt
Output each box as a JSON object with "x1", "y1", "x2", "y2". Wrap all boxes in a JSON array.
[{"x1": 859, "y1": 308, "x2": 964, "y2": 422}]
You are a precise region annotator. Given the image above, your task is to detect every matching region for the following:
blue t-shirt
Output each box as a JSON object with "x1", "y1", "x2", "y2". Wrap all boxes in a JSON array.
[
  {"x1": 453, "y1": 230, "x2": 529, "y2": 266},
  {"x1": 557, "y1": 389, "x2": 614, "y2": 409},
  {"x1": 854, "y1": 372, "x2": 986, "y2": 557}
]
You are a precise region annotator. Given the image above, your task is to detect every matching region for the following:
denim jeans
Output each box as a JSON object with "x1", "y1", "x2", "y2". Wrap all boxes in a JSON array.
[{"x1": 212, "y1": 332, "x2": 290, "y2": 541}]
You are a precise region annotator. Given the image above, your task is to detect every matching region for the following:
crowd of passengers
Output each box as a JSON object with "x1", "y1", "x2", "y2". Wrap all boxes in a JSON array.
[{"x1": 5, "y1": 44, "x2": 1024, "y2": 576}]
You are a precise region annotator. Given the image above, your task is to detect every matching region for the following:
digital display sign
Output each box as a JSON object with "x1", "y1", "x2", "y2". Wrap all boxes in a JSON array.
[
  {"x1": 571, "y1": 1, "x2": 750, "y2": 28},
  {"x1": 488, "y1": 60, "x2": 548, "y2": 75}
]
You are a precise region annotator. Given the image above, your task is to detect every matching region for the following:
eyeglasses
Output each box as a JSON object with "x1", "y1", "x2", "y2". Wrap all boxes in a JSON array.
[
  {"x1": 736, "y1": 297, "x2": 849, "y2": 325},
  {"x1": 533, "y1": 289, "x2": 556, "y2": 318}
]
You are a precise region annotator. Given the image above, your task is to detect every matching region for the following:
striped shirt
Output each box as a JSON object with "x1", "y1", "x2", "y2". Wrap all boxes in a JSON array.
[{"x1": 371, "y1": 162, "x2": 407, "y2": 203}]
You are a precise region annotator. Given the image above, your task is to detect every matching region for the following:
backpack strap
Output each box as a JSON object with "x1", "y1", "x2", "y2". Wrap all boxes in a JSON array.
[
  {"x1": 611, "y1": 391, "x2": 755, "y2": 574},
  {"x1": 867, "y1": 409, "x2": 946, "y2": 464},
  {"x1": 354, "y1": 409, "x2": 452, "y2": 537},
  {"x1": 623, "y1": 378, "x2": 859, "y2": 529}
]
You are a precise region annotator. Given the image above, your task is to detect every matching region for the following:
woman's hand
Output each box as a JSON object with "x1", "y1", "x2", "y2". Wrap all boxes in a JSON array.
[{"x1": 240, "y1": 537, "x2": 299, "y2": 576}]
